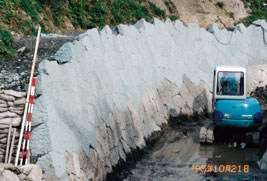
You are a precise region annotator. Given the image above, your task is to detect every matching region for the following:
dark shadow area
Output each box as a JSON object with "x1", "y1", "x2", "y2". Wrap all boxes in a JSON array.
[
  {"x1": 251, "y1": 86, "x2": 267, "y2": 120},
  {"x1": 168, "y1": 90, "x2": 211, "y2": 129},
  {"x1": 192, "y1": 90, "x2": 210, "y2": 119},
  {"x1": 106, "y1": 126, "x2": 166, "y2": 181}
]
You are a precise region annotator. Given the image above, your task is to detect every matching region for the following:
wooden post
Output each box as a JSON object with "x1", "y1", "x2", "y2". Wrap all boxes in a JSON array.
[
  {"x1": 5, "y1": 121, "x2": 12, "y2": 163},
  {"x1": 15, "y1": 26, "x2": 41, "y2": 166},
  {"x1": 8, "y1": 128, "x2": 16, "y2": 164}
]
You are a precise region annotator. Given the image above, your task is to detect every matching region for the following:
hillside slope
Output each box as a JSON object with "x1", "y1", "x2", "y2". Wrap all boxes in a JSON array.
[
  {"x1": 0, "y1": 0, "x2": 266, "y2": 58},
  {"x1": 155, "y1": 0, "x2": 249, "y2": 28}
]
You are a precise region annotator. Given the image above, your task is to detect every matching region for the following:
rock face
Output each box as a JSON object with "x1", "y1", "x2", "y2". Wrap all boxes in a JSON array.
[
  {"x1": 0, "y1": 33, "x2": 80, "y2": 91},
  {"x1": 247, "y1": 64, "x2": 267, "y2": 93},
  {"x1": 31, "y1": 19, "x2": 267, "y2": 179}
]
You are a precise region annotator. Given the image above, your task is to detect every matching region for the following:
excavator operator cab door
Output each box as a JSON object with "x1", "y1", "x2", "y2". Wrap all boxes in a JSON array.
[{"x1": 212, "y1": 66, "x2": 246, "y2": 109}]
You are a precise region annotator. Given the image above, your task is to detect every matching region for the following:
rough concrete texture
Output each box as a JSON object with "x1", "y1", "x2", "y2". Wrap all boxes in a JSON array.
[
  {"x1": 247, "y1": 64, "x2": 267, "y2": 93},
  {"x1": 31, "y1": 18, "x2": 267, "y2": 179}
]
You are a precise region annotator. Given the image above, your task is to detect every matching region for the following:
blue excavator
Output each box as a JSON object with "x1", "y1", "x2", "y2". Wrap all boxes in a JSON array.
[{"x1": 200, "y1": 66, "x2": 266, "y2": 145}]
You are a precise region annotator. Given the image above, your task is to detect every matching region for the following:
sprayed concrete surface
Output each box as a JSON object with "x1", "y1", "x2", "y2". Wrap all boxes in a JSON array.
[{"x1": 26, "y1": 18, "x2": 267, "y2": 179}]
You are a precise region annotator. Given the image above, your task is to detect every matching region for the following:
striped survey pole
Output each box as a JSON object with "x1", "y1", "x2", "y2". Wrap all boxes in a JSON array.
[
  {"x1": 20, "y1": 77, "x2": 36, "y2": 165},
  {"x1": 15, "y1": 26, "x2": 41, "y2": 166}
]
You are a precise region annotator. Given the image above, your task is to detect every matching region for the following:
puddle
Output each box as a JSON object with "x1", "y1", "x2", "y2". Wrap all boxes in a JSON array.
[{"x1": 124, "y1": 125, "x2": 267, "y2": 181}]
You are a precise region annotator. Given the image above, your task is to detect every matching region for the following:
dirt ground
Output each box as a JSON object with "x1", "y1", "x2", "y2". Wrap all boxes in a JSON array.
[{"x1": 150, "y1": 0, "x2": 250, "y2": 28}]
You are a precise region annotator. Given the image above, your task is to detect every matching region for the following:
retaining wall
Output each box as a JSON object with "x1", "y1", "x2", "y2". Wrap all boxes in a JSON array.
[{"x1": 31, "y1": 18, "x2": 267, "y2": 180}]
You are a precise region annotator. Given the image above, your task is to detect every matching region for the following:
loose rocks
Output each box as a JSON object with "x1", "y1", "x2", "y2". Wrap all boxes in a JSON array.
[{"x1": 0, "y1": 163, "x2": 42, "y2": 181}]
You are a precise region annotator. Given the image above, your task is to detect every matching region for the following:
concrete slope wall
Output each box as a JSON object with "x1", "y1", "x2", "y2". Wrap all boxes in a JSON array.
[{"x1": 31, "y1": 18, "x2": 267, "y2": 179}]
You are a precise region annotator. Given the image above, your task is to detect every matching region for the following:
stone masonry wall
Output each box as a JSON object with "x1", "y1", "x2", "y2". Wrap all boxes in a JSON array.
[{"x1": 31, "y1": 18, "x2": 267, "y2": 180}]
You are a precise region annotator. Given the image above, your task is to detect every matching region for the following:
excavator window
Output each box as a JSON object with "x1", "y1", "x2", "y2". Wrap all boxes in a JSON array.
[{"x1": 217, "y1": 71, "x2": 244, "y2": 96}]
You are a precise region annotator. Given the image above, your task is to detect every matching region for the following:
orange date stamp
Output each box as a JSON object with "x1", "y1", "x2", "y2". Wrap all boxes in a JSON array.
[{"x1": 192, "y1": 164, "x2": 249, "y2": 173}]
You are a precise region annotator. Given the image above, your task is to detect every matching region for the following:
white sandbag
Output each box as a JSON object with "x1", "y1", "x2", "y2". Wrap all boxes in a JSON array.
[
  {"x1": 2, "y1": 90, "x2": 26, "y2": 98},
  {"x1": 8, "y1": 107, "x2": 24, "y2": 115},
  {"x1": 8, "y1": 107, "x2": 24, "y2": 111},
  {"x1": 0, "y1": 117, "x2": 21, "y2": 126},
  {"x1": 0, "y1": 111, "x2": 19, "y2": 119},
  {"x1": 0, "y1": 100, "x2": 6, "y2": 104},
  {"x1": 0, "y1": 108, "x2": 8, "y2": 112},
  {"x1": 14, "y1": 97, "x2": 26, "y2": 105},
  {"x1": 0, "y1": 138, "x2": 7, "y2": 144},
  {"x1": 9, "y1": 110, "x2": 23, "y2": 115},
  {"x1": 0, "y1": 104, "x2": 8, "y2": 108},
  {"x1": 7, "y1": 101, "x2": 14, "y2": 107},
  {"x1": 0, "y1": 124, "x2": 9, "y2": 129},
  {"x1": 0, "y1": 94, "x2": 15, "y2": 101},
  {"x1": 0, "y1": 129, "x2": 9, "y2": 133}
]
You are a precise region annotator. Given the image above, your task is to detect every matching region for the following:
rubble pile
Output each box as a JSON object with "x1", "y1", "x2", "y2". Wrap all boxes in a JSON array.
[
  {"x1": 0, "y1": 163, "x2": 42, "y2": 181},
  {"x1": 0, "y1": 90, "x2": 26, "y2": 162},
  {"x1": 251, "y1": 86, "x2": 267, "y2": 104},
  {"x1": 251, "y1": 86, "x2": 267, "y2": 119}
]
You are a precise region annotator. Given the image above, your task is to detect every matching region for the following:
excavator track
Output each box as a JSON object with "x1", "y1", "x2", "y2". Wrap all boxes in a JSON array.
[
  {"x1": 200, "y1": 123, "x2": 215, "y2": 144},
  {"x1": 200, "y1": 123, "x2": 267, "y2": 146},
  {"x1": 246, "y1": 123, "x2": 267, "y2": 146}
]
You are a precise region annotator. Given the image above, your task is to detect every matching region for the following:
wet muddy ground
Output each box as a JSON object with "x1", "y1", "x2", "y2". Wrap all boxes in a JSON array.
[
  {"x1": 105, "y1": 87, "x2": 267, "y2": 181},
  {"x1": 123, "y1": 119, "x2": 267, "y2": 181},
  {"x1": 119, "y1": 88, "x2": 267, "y2": 181}
]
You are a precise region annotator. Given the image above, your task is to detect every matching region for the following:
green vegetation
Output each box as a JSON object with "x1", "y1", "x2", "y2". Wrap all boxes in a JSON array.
[
  {"x1": 165, "y1": 0, "x2": 177, "y2": 15},
  {"x1": 240, "y1": 0, "x2": 267, "y2": 26},
  {"x1": 1, "y1": 0, "x2": 265, "y2": 57},
  {"x1": 165, "y1": 1, "x2": 173, "y2": 13},
  {"x1": 170, "y1": 15, "x2": 178, "y2": 21},
  {"x1": 42, "y1": 0, "x2": 168, "y2": 28},
  {"x1": 1, "y1": 0, "x2": 177, "y2": 57},
  {"x1": 149, "y1": 2, "x2": 165, "y2": 18},
  {"x1": 216, "y1": 2, "x2": 224, "y2": 9},
  {"x1": 0, "y1": 24, "x2": 17, "y2": 57},
  {"x1": 225, "y1": 11, "x2": 235, "y2": 19},
  {"x1": 20, "y1": 0, "x2": 41, "y2": 22}
]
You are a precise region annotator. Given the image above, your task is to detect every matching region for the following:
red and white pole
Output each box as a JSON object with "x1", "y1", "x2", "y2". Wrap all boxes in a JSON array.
[
  {"x1": 15, "y1": 26, "x2": 41, "y2": 166},
  {"x1": 20, "y1": 77, "x2": 36, "y2": 165}
]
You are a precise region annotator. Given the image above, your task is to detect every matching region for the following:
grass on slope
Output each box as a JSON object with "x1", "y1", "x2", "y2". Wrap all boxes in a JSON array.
[
  {"x1": 0, "y1": 0, "x2": 266, "y2": 58},
  {"x1": 0, "y1": 0, "x2": 174, "y2": 57},
  {"x1": 239, "y1": 0, "x2": 267, "y2": 26}
]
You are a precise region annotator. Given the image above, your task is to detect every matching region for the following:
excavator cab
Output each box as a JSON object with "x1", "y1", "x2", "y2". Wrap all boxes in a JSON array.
[
  {"x1": 217, "y1": 73, "x2": 243, "y2": 96},
  {"x1": 200, "y1": 66, "x2": 265, "y2": 145}
]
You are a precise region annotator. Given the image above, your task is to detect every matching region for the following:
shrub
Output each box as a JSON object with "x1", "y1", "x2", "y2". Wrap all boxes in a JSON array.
[
  {"x1": 0, "y1": 24, "x2": 17, "y2": 57},
  {"x1": 239, "y1": 0, "x2": 267, "y2": 26},
  {"x1": 165, "y1": 1, "x2": 173, "y2": 13},
  {"x1": 129, "y1": 1, "x2": 140, "y2": 10},
  {"x1": 0, "y1": 0, "x2": 20, "y2": 9},
  {"x1": 149, "y1": 2, "x2": 165, "y2": 18},
  {"x1": 6, "y1": 11, "x2": 14, "y2": 21},
  {"x1": 170, "y1": 15, "x2": 178, "y2": 21},
  {"x1": 20, "y1": 0, "x2": 39, "y2": 22},
  {"x1": 216, "y1": 2, "x2": 224, "y2": 8}
]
